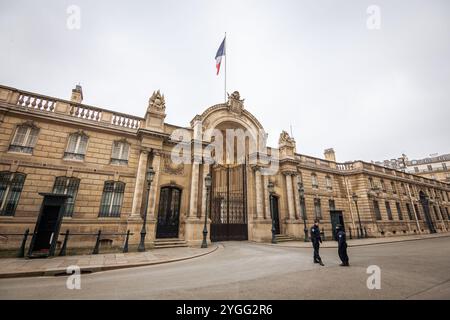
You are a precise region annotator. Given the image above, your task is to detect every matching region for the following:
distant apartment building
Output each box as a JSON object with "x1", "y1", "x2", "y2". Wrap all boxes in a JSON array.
[{"x1": 374, "y1": 154, "x2": 450, "y2": 183}]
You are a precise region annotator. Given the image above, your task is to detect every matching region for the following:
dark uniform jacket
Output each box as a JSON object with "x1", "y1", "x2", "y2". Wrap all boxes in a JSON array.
[
  {"x1": 310, "y1": 225, "x2": 322, "y2": 243},
  {"x1": 337, "y1": 230, "x2": 347, "y2": 248}
]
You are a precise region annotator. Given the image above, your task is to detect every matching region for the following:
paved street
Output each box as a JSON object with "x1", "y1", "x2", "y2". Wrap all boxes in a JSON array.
[{"x1": 1, "y1": 237, "x2": 449, "y2": 299}]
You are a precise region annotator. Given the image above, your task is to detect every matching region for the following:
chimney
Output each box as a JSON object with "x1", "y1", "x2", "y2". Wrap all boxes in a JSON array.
[
  {"x1": 70, "y1": 85, "x2": 83, "y2": 103},
  {"x1": 324, "y1": 148, "x2": 336, "y2": 162}
]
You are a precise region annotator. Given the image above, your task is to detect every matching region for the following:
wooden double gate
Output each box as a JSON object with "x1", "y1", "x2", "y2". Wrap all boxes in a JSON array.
[{"x1": 210, "y1": 164, "x2": 248, "y2": 242}]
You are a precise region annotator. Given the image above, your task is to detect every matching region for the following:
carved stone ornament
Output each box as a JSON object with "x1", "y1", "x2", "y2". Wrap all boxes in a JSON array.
[
  {"x1": 148, "y1": 90, "x2": 166, "y2": 112},
  {"x1": 278, "y1": 130, "x2": 295, "y2": 147},
  {"x1": 162, "y1": 154, "x2": 184, "y2": 175},
  {"x1": 227, "y1": 91, "x2": 244, "y2": 115}
]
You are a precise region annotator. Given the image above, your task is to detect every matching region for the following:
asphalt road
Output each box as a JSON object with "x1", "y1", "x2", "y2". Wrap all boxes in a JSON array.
[{"x1": 1, "y1": 237, "x2": 449, "y2": 299}]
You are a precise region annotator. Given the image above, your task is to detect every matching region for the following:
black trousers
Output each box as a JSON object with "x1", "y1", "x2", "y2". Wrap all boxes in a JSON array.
[
  {"x1": 338, "y1": 244, "x2": 349, "y2": 264},
  {"x1": 312, "y1": 241, "x2": 322, "y2": 262}
]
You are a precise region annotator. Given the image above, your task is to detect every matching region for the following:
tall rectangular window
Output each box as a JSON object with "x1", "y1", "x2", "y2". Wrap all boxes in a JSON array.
[
  {"x1": 311, "y1": 174, "x2": 318, "y2": 189},
  {"x1": 446, "y1": 207, "x2": 450, "y2": 220},
  {"x1": 391, "y1": 181, "x2": 397, "y2": 194},
  {"x1": 385, "y1": 202, "x2": 393, "y2": 220},
  {"x1": 325, "y1": 176, "x2": 332, "y2": 190},
  {"x1": 414, "y1": 204, "x2": 422, "y2": 220},
  {"x1": 9, "y1": 124, "x2": 39, "y2": 154},
  {"x1": 406, "y1": 203, "x2": 414, "y2": 220},
  {"x1": 433, "y1": 206, "x2": 440, "y2": 220},
  {"x1": 52, "y1": 177, "x2": 80, "y2": 217},
  {"x1": 396, "y1": 202, "x2": 403, "y2": 220},
  {"x1": 314, "y1": 198, "x2": 322, "y2": 220},
  {"x1": 64, "y1": 132, "x2": 88, "y2": 160},
  {"x1": 373, "y1": 200, "x2": 382, "y2": 220},
  {"x1": 328, "y1": 199, "x2": 336, "y2": 211},
  {"x1": 99, "y1": 181, "x2": 125, "y2": 217},
  {"x1": 0, "y1": 172, "x2": 26, "y2": 216},
  {"x1": 111, "y1": 140, "x2": 130, "y2": 165}
]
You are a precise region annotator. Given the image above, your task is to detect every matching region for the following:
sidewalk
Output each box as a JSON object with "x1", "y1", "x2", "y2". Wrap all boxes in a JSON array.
[
  {"x1": 269, "y1": 232, "x2": 450, "y2": 248},
  {"x1": 0, "y1": 245, "x2": 218, "y2": 279}
]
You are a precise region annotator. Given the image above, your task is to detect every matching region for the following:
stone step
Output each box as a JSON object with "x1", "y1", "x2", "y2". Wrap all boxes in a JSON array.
[
  {"x1": 153, "y1": 238, "x2": 188, "y2": 249},
  {"x1": 274, "y1": 234, "x2": 296, "y2": 242}
]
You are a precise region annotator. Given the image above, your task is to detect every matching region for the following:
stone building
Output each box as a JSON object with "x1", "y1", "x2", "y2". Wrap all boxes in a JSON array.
[
  {"x1": 374, "y1": 154, "x2": 450, "y2": 183},
  {"x1": 0, "y1": 84, "x2": 449, "y2": 252}
]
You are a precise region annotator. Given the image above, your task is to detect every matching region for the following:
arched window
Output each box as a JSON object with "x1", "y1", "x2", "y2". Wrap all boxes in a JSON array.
[
  {"x1": 64, "y1": 131, "x2": 88, "y2": 160},
  {"x1": 0, "y1": 172, "x2": 26, "y2": 216},
  {"x1": 111, "y1": 140, "x2": 130, "y2": 165},
  {"x1": 52, "y1": 177, "x2": 80, "y2": 217},
  {"x1": 9, "y1": 122, "x2": 39, "y2": 154},
  {"x1": 99, "y1": 181, "x2": 125, "y2": 217},
  {"x1": 311, "y1": 173, "x2": 318, "y2": 189}
]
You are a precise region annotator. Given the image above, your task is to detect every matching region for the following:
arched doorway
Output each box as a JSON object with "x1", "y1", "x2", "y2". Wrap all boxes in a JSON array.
[
  {"x1": 419, "y1": 191, "x2": 436, "y2": 234},
  {"x1": 156, "y1": 187, "x2": 182, "y2": 238}
]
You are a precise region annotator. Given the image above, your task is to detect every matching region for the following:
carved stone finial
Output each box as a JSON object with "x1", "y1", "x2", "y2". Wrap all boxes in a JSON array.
[{"x1": 148, "y1": 90, "x2": 166, "y2": 112}]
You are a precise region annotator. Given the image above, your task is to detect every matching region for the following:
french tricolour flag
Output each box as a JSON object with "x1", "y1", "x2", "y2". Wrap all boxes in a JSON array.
[{"x1": 215, "y1": 37, "x2": 226, "y2": 75}]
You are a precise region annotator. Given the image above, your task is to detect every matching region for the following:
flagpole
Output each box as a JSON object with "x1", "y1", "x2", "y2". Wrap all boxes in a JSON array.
[{"x1": 224, "y1": 32, "x2": 227, "y2": 103}]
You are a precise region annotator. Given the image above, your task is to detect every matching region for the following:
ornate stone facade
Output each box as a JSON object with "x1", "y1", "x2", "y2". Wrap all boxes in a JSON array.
[{"x1": 0, "y1": 84, "x2": 449, "y2": 252}]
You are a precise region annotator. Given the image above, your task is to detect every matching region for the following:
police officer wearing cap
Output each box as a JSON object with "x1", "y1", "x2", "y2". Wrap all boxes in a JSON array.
[
  {"x1": 310, "y1": 219, "x2": 324, "y2": 266},
  {"x1": 336, "y1": 224, "x2": 349, "y2": 266}
]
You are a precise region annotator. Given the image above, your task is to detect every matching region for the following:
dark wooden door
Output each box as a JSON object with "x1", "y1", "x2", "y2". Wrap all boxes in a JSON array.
[
  {"x1": 270, "y1": 195, "x2": 281, "y2": 235},
  {"x1": 210, "y1": 164, "x2": 248, "y2": 241},
  {"x1": 33, "y1": 205, "x2": 60, "y2": 253},
  {"x1": 156, "y1": 187, "x2": 181, "y2": 238}
]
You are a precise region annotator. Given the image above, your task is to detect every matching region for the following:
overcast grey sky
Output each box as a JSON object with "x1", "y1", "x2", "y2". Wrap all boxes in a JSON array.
[{"x1": 0, "y1": 0, "x2": 449, "y2": 162}]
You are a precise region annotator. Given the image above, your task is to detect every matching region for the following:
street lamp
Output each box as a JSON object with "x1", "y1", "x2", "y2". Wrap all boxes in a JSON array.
[
  {"x1": 268, "y1": 181, "x2": 277, "y2": 244},
  {"x1": 138, "y1": 167, "x2": 155, "y2": 252},
  {"x1": 297, "y1": 182, "x2": 308, "y2": 242},
  {"x1": 352, "y1": 192, "x2": 364, "y2": 239},
  {"x1": 201, "y1": 173, "x2": 212, "y2": 248}
]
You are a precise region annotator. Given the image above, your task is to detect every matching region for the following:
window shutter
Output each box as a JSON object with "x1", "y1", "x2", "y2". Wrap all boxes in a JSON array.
[
  {"x1": 26, "y1": 127, "x2": 39, "y2": 147},
  {"x1": 112, "y1": 141, "x2": 121, "y2": 159},
  {"x1": 77, "y1": 135, "x2": 88, "y2": 154},
  {"x1": 66, "y1": 134, "x2": 78, "y2": 153},
  {"x1": 121, "y1": 142, "x2": 130, "y2": 160}
]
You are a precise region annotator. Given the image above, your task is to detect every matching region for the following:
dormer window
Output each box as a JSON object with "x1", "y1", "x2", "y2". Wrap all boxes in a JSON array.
[
  {"x1": 64, "y1": 131, "x2": 88, "y2": 161},
  {"x1": 9, "y1": 122, "x2": 39, "y2": 154},
  {"x1": 111, "y1": 140, "x2": 130, "y2": 165}
]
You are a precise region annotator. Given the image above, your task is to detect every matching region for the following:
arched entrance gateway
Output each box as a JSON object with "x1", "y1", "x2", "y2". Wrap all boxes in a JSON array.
[{"x1": 192, "y1": 91, "x2": 270, "y2": 243}]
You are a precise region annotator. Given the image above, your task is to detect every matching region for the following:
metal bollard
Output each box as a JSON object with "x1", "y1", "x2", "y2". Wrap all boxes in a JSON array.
[
  {"x1": 123, "y1": 230, "x2": 130, "y2": 253},
  {"x1": 364, "y1": 227, "x2": 368, "y2": 238},
  {"x1": 59, "y1": 230, "x2": 70, "y2": 256},
  {"x1": 18, "y1": 229, "x2": 30, "y2": 258},
  {"x1": 349, "y1": 226, "x2": 353, "y2": 240},
  {"x1": 92, "y1": 230, "x2": 101, "y2": 255}
]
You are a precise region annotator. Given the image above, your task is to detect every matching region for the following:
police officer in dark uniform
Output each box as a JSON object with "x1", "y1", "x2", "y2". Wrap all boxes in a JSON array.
[
  {"x1": 310, "y1": 219, "x2": 324, "y2": 266},
  {"x1": 336, "y1": 224, "x2": 349, "y2": 266}
]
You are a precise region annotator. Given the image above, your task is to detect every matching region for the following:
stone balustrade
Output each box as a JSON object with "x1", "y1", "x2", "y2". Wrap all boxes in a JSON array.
[{"x1": 0, "y1": 85, "x2": 143, "y2": 130}]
